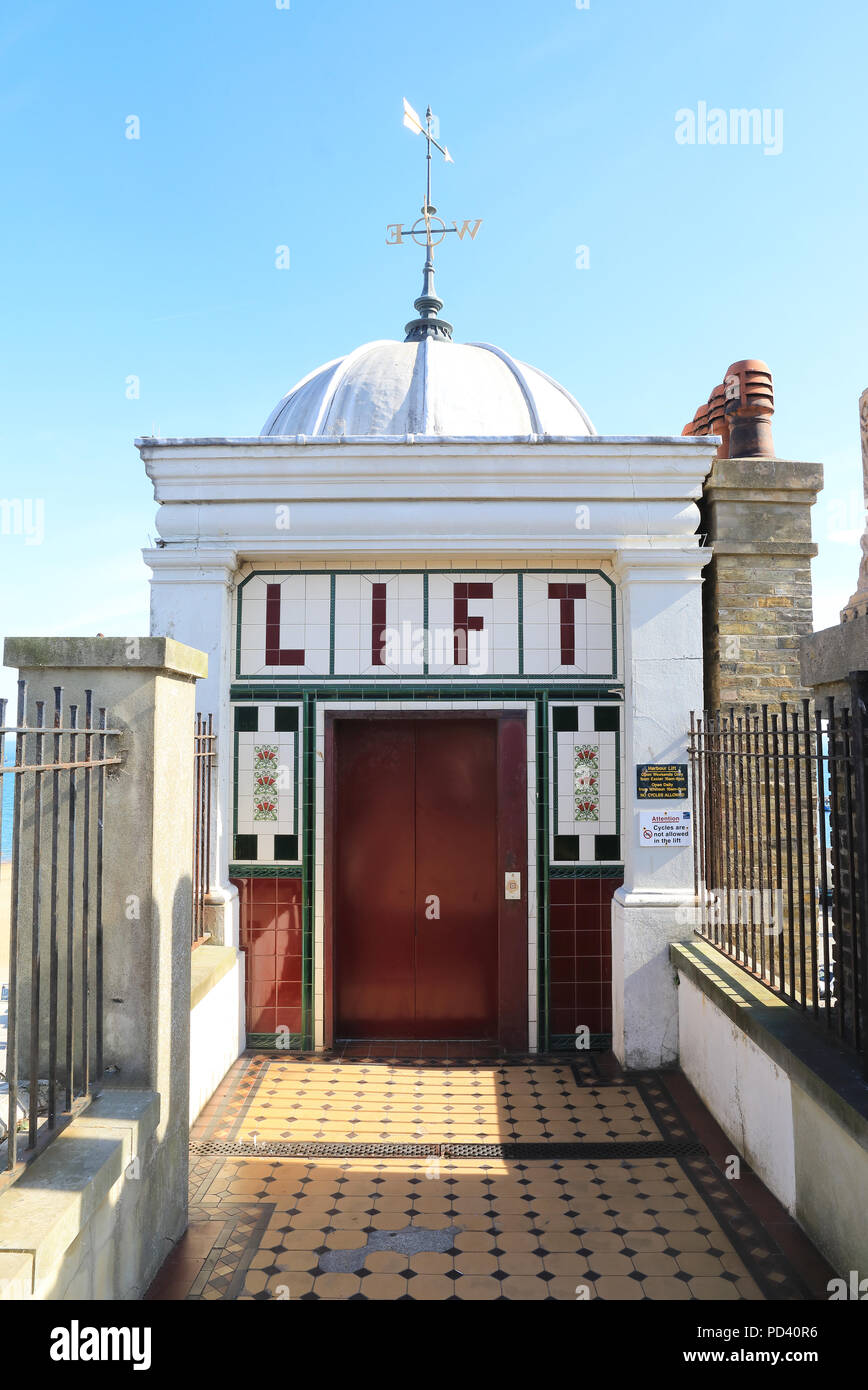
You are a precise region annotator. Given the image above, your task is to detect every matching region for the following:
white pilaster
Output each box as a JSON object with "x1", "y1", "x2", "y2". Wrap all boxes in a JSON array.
[
  {"x1": 144, "y1": 546, "x2": 240, "y2": 947},
  {"x1": 610, "y1": 547, "x2": 712, "y2": 1068}
]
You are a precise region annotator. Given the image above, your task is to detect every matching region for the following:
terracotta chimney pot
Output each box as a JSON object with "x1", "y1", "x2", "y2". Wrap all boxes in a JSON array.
[
  {"x1": 706, "y1": 384, "x2": 731, "y2": 458},
  {"x1": 682, "y1": 403, "x2": 711, "y2": 437},
  {"x1": 723, "y1": 359, "x2": 775, "y2": 457}
]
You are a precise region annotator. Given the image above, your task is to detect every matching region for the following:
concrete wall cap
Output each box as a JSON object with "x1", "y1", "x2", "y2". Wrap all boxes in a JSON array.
[
  {"x1": 800, "y1": 617, "x2": 868, "y2": 689},
  {"x1": 191, "y1": 945, "x2": 242, "y2": 1011},
  {"x1": 705, "y1": 458, "x2": 824, "y2": 492},
  {"x1": 671, "y1": 942, "x2": 868, "y2": 1149},
  {"x1": 0, "y1": 1090, "x2": 160, "y2": 1294},
  {"x1": 3, "y1": 636, "x2": 208, "y2": 680}
]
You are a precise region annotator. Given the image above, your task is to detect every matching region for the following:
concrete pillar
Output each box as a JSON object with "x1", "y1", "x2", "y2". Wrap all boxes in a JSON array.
[
  {"x1": 801, "y1": 622, "x2": 868, "y2": 709},
  {"x1": 609, "y1": 548, "x2": 710, "y2": 1069},
  {"x1": 700, "y1": 458, "x2": 822, "y2": 707},
  {"x1": 144, "y1": 548, "x2": 238, "y2": 946},
  {"x1": 3, "y1": 636, "x2": 207, "y2": 1258},
  {"x1": 840, "y1": 386, "x2": 868, "y2": 622}
]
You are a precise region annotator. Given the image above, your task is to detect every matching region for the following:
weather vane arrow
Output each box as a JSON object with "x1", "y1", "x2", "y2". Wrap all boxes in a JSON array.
[{"x1": 388, "y1": 100, "x2": 483, "y2": 342}]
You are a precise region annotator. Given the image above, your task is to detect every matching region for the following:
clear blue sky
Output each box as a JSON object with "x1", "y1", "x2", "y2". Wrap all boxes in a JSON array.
[{"x1": 1, "y1": 0, "x2": 866, "y2": 708}]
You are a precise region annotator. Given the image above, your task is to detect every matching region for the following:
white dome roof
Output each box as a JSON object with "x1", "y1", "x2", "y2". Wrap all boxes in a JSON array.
[{"x1": 260, "y1": 338, "x2": 595, "y2": 439}]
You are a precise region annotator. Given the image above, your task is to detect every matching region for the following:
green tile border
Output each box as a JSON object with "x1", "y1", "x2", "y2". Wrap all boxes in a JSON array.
[
  {"x1": 517, "y1": 572, "x2": 524, "y2": 677},
  {"x1": 550, "y1": 1033, "x2": 612, "y2": 1052},
  {"x1": 423, "y1": 572, "x2": 429, "y2": 677},
  {"x1": 231, "y1": 683, "x2": 623, "y2": 701},
  {"x1": 548, "y1": 865, "x2": 625, "y2": 879},
  {"x1": 329, "y1": 572, "x2": 336, "y2": 676},
  {"x1": 536, "y1": 692, "x2": 550, "y2": 1052},
  {"x1": 293, "y1": 719, "x2": 300, "y2": 838},
  {"x1": 229, "y1": 864, "x2": 303, "y2": 878},
  {"x1": 246, "y1": 1033, "x2": 304, "y2": 1051},
  {"x1": 302, "y1": 692, "x2": 315, "y2": 1050}
]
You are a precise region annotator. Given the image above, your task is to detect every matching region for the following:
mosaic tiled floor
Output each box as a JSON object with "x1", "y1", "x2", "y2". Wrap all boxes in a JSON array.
[
  {"x1": 147, "y1": 1052, "x2": 833, "y2": 1301},
  {"x1": 191, "y1": 1052, "x2": 658, "y2": 1146}
]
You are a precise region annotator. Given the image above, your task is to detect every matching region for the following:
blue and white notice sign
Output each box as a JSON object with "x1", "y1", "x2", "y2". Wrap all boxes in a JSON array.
[{"x1": 639, "y1": 810, "x2": 692, "y2": 847}]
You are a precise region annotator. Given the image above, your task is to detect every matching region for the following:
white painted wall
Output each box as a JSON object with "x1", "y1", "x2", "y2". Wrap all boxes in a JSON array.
[
  {"x1": 148, "y1": 550, "x2": 239, "y2": 948},
  {"x1": 675, "y1": 961, "x2": 868, "y2": 1276},
  {"x1": 677, "y1": 971, "x2": 797, "y2": 1211},
  {"x1": 189, "y1": 954, "x2": 246, "y2": 1123}
]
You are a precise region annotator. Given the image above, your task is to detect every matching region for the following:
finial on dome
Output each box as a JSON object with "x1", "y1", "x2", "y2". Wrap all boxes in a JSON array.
[{"x1": 404, "y1": 236, "x2": 454, "y2": 342}]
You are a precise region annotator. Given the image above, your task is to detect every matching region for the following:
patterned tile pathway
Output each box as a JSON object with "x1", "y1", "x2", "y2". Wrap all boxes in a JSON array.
[{"x1": 147, "y1": 1051, "x2": 832, "y2": 1301}]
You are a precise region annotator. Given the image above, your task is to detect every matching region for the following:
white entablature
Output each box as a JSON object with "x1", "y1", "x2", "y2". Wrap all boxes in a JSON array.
[{"x1": 139, "y1": 436, "x2": 716, "y2": 555}]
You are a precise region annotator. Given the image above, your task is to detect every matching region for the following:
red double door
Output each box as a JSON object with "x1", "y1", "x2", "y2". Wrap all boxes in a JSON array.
[{"x1": 333, "y1": 717, "x2": 523, "y2": 1041}]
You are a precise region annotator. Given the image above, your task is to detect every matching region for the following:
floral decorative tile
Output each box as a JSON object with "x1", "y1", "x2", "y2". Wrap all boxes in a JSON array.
[
  {"x1": 254, "y1": 745, "x2": 280, "y2": 821},
  {"x1": 574, "y1": 744, "x2": 600, "y2": 822}
]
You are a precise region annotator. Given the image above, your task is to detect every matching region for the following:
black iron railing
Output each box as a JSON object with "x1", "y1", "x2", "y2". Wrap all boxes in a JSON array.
[
  {"x1": 689, "y1": 683, "x2": 868, "y2": 1076},
  {"x1": 0, "y1": 681, "x2": 120, "y2": 1183},
  {"x1": 192, "y1": 713, "x2": 215, "y2": 946}
]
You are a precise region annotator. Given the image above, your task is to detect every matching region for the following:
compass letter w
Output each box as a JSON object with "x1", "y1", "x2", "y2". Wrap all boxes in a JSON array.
[{"x1": 453, "y1": 219, "x2": 483, "y2": 241}]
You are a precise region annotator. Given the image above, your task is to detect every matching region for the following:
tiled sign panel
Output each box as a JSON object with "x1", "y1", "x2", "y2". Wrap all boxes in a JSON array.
[
  {"x1": 235, "y1": 570, "x2": 618, "y2": 680},
  {"x1": 550, "y1": 703, "x2": 621, "y2": 864},
  {"x1": 232, "y1": 701, "x2": 302, "y2": 863}
]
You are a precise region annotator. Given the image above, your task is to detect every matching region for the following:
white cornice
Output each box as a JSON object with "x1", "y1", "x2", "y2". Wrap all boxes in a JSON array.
[
  {"x1": 142, "y1": 538, "x2": 710, "y2": 562},
  {"x1": 137, "y1": 435, "x2": 719, "y2": 452},
  {"x1": 141, "y1": 440, "x2": 717, "y2": 505},
  {"x1": 142, "y1": 547, "x2": 238, "y2": 581},
  {"x1": 612, "y1": 546, "x2": 714, "y2": 581}
]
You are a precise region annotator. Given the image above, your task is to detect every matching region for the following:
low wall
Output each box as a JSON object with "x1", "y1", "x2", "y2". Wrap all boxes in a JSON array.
[
  {"x1": 671, "y1": 941, "x2": 868, "y2": 1279},
  {"x1": 190, "y1": 946, "x2": 246, "y2": 1122},
  {"x1": 0, "y1": 1091, "x2": 185, "y2": 1300},
  {"x1": 1, "y1": 637, "x2": 209, "y2": 1302},
  {"x1": 0, "y1": 952, "x2": 247, "y2": 1301}
]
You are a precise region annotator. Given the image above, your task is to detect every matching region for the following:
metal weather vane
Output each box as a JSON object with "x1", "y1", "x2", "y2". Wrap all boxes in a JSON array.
[{"x1": 387, "y1": 99, "x2": 483, "y2": 342}]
